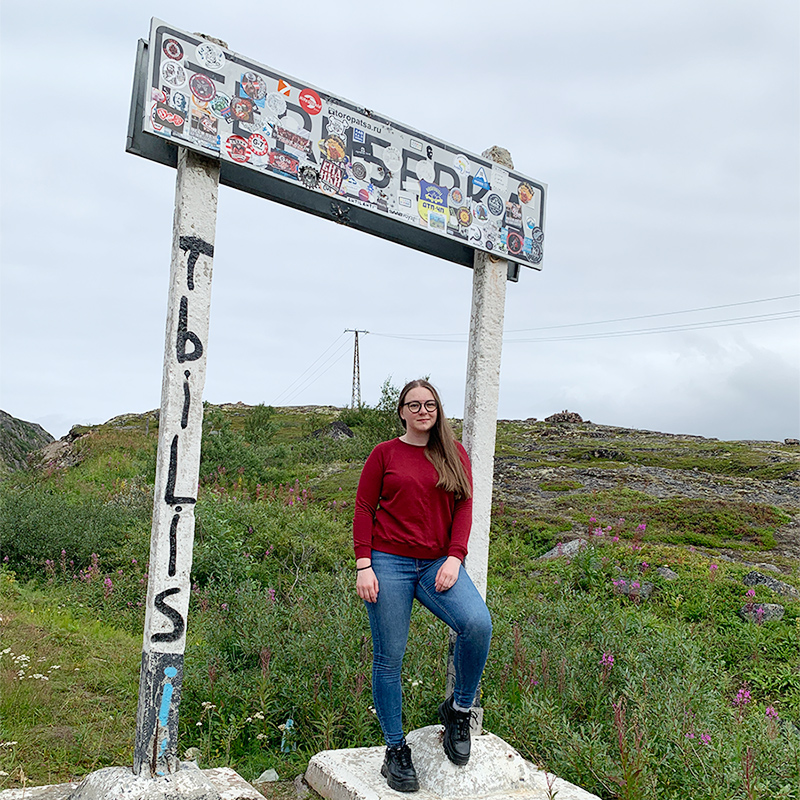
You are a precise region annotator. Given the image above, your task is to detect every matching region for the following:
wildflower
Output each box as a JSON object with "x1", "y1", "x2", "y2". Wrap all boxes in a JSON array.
[
  {"x1": 710, "y1": 564, "x2": 718, "y2": 573},
  {"x1": 641, "y1": 562, "x2": 649, "y2": 570},
  {"x1": 221, "y1": 603, "x2": 228, "y2": 611},
  {"x1": 699, "y1": 733, "x2": 711, "y2": 746},
  {"x1": 254, "y1": 711, "x2": 265, "y2": 720},
  {"x1": 256, "y1": 733, "x2": 266, "y2": 740},
  {"x1": 268, "y1": 588, "x2": 276, "y2": 603},
  {"x1": 636, "y1": 523, "x2": 646, "y2": 533},
  {"x1": 765, "y1": 706, "x2": 778, "y2": 719},
  {"x1": 631, "y1": 581, "x2": 641, "y2": 591},
  {"x1": 600, "y1": 651, "x2": 614, "y2": 669},
  {"x1": 755, "y1": 606, "x2": 765, "y2": 625},
  {"x1": 733, "y1": 687, "x2": 751, "y2": 707},
  {"x1": 611, "y1": 535, "x2": 619, "y2": 543},
  {"x1": 746, "y1": 588, "x2": 755, "y2": 598},
  {"x1": 196, "y1": 721, "x2": 202, "y2": 727},
  {"x1": 685, "y1": 732, "x2": 695, "y2": 739},
  {"x1": 103, "y1": 577, "x2": 114, "y2": 598}
]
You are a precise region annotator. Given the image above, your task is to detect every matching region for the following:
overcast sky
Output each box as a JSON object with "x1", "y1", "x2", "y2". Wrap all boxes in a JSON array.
[{"x1": 1, "y1": 0, "x2": 798, "y2": 442}]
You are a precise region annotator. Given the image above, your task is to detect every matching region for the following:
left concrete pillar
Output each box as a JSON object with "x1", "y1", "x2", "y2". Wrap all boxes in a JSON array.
[{"x1": 134, "y1": 147, "x2": 219, "y2": 777}]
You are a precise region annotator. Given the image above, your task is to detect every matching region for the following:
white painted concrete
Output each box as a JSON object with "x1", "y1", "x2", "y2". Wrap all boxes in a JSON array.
[
  {"x1": 134, "y1": 147, "x2": 220, "y2": 776},
  {"x1": 0, "y1": 766, "x2": 261, "y2": 800},
  {"x1": 461, "y1": 146, "x2": 514, "y2": 602},
  {"x1": 305, "y1": 726, "x2": 601, "y2": 800}
]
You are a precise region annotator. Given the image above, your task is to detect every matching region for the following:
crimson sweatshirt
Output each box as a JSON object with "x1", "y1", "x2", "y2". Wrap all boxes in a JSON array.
[{"x1": 353, "y1": 437, "x2": 473, "y2": 562}]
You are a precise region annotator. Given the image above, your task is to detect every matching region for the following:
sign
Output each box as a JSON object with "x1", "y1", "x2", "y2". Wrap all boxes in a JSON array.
[{"x1": 136, "y1": 19, "x2": 547, "y2": 270}]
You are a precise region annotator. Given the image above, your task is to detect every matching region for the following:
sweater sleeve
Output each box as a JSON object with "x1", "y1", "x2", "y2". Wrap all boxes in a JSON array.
[
  {"x1": 353, "y1": 444, "x2": 384, "y2": 560},
  {"x1": 447, "y1": 444, "x2": 473, "y2": 561}
]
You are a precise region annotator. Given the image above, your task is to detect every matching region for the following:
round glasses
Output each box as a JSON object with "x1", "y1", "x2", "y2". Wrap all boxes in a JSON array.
[{"x1": 402, "y1": 400, "x2": 437, "y2": 413}]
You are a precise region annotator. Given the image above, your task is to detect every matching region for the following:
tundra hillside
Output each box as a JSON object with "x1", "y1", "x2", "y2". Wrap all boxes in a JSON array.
[{"x1": 1, "y1": 398, "x2": 798, "y2": 800}]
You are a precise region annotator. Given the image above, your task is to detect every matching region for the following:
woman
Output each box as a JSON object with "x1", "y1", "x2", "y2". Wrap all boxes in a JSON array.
[{"x1": 354, "y1": 379, "x2": 492, "y2": 792}]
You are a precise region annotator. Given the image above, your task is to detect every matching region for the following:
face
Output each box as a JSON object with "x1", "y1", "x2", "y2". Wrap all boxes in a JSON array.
[{"x1": 399, "y1": 386, "x2": 438, "y2": 437}]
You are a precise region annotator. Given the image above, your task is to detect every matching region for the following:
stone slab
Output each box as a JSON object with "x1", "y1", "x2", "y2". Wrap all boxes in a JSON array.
[
  {"x1": 305, "y1": 725, "x2": 600, "y2": 800},
  {"x1": 0, "y1": 766, "x2": 262, "y2": 800}
]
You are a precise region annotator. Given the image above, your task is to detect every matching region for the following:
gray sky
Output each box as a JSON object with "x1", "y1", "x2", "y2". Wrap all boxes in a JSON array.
[{"x1": 1, "y1": 0, "x2": 798, "y2": 442}]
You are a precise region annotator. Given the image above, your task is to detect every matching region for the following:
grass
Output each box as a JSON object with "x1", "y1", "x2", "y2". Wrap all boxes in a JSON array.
[{"x1": 1, "y1": 399, "x2": 799, "y2": 798}]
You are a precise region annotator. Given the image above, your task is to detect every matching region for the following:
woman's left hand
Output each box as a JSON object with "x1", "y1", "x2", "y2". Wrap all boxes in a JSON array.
[{"x1": 435, "y1": 556, "x2": 462, "y2": 592}]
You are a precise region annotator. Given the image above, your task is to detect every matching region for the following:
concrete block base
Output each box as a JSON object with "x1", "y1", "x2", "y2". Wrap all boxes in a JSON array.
[
  {"x1": 305, "y1": 725, "x2": 600, "y2": 800},
  {"x1": 0, "y1": 766, "x2": 263, "y2": 800}
]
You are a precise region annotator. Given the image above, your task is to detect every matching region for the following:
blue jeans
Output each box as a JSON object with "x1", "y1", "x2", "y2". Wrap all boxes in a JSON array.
[{"x1": 364, "y1": 551, "x2": 492, "y2": 746}]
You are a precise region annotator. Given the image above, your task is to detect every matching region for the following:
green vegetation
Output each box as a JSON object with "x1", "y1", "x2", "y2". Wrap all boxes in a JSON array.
[{"x1": 1, "y1": 398, "x2": 798, "y2": 798}]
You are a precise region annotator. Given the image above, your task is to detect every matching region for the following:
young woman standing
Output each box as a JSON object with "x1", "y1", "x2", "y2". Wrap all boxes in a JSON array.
[{"x1": 354, "y1": 379, "x2": 492, "y2": 792}]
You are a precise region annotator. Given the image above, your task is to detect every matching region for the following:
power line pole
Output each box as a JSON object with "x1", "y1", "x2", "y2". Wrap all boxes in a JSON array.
[{"x1": 345, "y1": 329, "x2": 368, "y2": 408}]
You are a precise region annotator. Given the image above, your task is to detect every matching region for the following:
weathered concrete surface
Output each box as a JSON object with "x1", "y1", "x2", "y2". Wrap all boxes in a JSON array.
[
  {"x1": 0, "y1": 766, "x2": 261, "y2": 800},
  {"x1": 305, "y1": 725, "x2": 600, "y2": 800}
]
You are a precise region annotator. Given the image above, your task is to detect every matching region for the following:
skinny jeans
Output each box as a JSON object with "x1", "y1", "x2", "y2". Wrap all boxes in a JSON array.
[{"x1": 364, "y1": 550, "x2": 492, "y2": 747}]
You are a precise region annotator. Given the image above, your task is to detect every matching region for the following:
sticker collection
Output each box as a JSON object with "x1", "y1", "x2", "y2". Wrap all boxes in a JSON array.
[{"x1": 146, "y1": 20, "x2": 546, "y2": 267}]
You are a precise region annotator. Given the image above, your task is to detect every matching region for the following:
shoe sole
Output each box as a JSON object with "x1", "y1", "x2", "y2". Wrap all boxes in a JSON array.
[
  {"x1": 438, "y1": 703, "x2": 471, "y2": 766},
  {"x1": 381, "y1": 762, "x2": 419, "y2": 792}
]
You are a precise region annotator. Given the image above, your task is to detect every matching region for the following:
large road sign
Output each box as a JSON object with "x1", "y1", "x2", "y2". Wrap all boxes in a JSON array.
[{"x1": 128, "y1": 18, "x2": 547, "y2": 274}]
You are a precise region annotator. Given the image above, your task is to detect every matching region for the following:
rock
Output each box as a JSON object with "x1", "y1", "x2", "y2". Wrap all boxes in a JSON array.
[
  {"x1": 539, "y1": 539, "x2": 587, "y2": 560},
  {"x1": 545, "y1": 410, "x2": 583, "y2": 424},
  {"x1": 738, "y1": 603, "x2": 785, "y2": 623},
  {"x1": 752, "y1": 562, "x2": 781, "y2": 574},
  {"x1": 785, "y1": 439, "x2": 799, "y2": 446},
  {"x1": 292, "y1": 775, "x2": 310, "y2": 798},
  {"x1": 0, "y1": 409, "x2": 54, "y2": 471},
  {"x1": 743, "y1": 571, "x2": 799, "y2": 600},
  {"x1": 255, "y1": 769, "x2": 279, "y2": 783},
  {"x1": 656, "y1": 566, "x2": 679, "y2": 581},
  {"x1": 309, "y1": 420, "x2": 354, "y2": 440},
  {"x1": 612, "y1": 578, "x2": 654, "y2": 601}
]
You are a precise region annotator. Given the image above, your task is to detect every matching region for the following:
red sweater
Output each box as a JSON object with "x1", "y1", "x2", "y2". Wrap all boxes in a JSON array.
[{"x1": 353, "y1": 438, "x2": 473, "y2": 562}]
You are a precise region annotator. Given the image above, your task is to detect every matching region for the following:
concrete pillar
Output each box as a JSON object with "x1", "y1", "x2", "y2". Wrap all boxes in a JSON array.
[
  {"x1": 133, "y1": 147, "x2": 219, "y2": 776},
  {"x1": 448, "y1": 146, "x2": 514, "y2": 727}
]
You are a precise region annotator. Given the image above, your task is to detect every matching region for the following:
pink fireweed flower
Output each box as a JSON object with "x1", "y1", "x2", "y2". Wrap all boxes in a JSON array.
[
  {"x1": 710, "y1": 564, "x2": 718, "y2": 572},
  {"x1": 733, "y1": 688, "x2": 751, "y2": 707},
  {"x1": 685, "y1": 732, "x2": 695, "y2": 739},
  {"x1": 699, "y1": 733, "x2": 711, "y2": 746},
  {"x1": 600, "y1": 652, "x2": 614, "y2": 669},
  {"x1": 103, "y1": 577, "x2": 113, "y2": 598},
  {"x1": 765, "y1": 706, "x2": 778, "y2": 720},
  {"x1": 746, "y1": 588, "x2": 755, "y2": 598},
  {"x1": 636, "y1": 523, "x2": 646, "y2": 533}
]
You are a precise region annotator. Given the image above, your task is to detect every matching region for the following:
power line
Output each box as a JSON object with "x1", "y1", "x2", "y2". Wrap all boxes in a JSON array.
[
  {"x1": 369, "y1": 294, "x2": 800, "y2": 339},
  {"x1": 370, "y1": 309, "x2": 798, "y2": 344},
  {"x1": 272, "y1": 333, "x2": 349, "y2": 405}
]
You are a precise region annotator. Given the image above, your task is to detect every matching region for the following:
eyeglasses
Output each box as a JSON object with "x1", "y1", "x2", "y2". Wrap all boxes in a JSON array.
[{"x1": 402, "y1": 400, "x2": 438, "y2": 413}]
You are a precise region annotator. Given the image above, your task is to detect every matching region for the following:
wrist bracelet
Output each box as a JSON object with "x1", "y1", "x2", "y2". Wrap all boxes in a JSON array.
[{"x1": 356, "y1": 565, "x2": 372, "y2": 572}]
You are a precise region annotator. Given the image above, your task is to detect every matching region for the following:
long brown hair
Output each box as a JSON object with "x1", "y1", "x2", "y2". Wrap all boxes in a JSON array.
[{"x1": 397, "y1": 379, "x2": 472, "y2": 500}]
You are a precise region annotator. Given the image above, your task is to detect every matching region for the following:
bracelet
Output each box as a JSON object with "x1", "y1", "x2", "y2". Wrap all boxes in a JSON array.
[{"x1": 356, "y1": 565, "x2": 372, "y2": 572}]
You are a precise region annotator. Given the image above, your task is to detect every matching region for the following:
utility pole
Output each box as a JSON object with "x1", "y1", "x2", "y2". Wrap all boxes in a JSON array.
[{"x1": 345, "y1": 329, "x2": 368, "y2": 408}]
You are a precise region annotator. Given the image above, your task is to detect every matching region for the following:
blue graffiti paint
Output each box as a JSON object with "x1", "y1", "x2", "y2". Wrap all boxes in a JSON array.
[{"x1": 158, "y1": 666, "x2": 179, "y2": 728}]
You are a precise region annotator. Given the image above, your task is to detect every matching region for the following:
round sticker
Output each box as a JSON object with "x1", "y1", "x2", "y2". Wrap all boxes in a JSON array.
[
  {"x1": 507, "y1": 231, "x2": 523, "y2": 255},
  {"x1": 351, "y1": 162, "x2": 368, "y2": 181},
  {"x1": 169, "y1": 91, "x2": 188, "y2": 113},
  {"x1": 151, "y1": 87, "x2": 167, "y2": 103},
  {"x1": 320, "y1": 135, "x2": 346, "y2": 162},
  {"x1": 487, "y1": 193, "x2": 504, "y2": 216},
  {"x1": 163, "y1": 39, "x2": 184, "y2": 61},
  {"x1": 358, "y1": 188, "x2": 371, "y2": 202},
  {"x1": 299, "y1": 87, "x2": 322, "y2": 115},
  {"x1": 196, "y1": 41, "x2": 225, "y2": 71},
  {"x1": 383, "y1": 146, "x2": 402, "y2": 172},
  {"x1": 416, "y1": 160, "x2": 435, "y2": 183},
  {"x1": 266, "y1": 92, "x2": 287, "y2": 117},
  {"x1": 456, "y1": 207, "x2": 472, "y2": 227},
  {"x1": 189, "y1": 73, "x2": 216, "y2": 103},
  {"x1": 248, "y1": 133, "x2": 269, "y2": 156},
  {"x1": 225, "y1": 135, "x2": 250, "y2": 163},
  {"x1": 532, "y1": 226, "x2": 544, "y2": 243},
  {"x1": 531, "y1": 242, "x2": 543, "y2": 263},
  {"x1": 241, "y1": 72, "x2": 267, "y2": 101},
  {"x1": 161, "y1": 61, "x2": 187, "y2": 88},
  {"x1": 230, "y1": 96, "x2": 254, "y2": 121},
  {"x1": 518, "y1": 182, "x2": 534, "y2": 205},
  {"x1": 473, "y1": 203, "x2": 489, "y2": 223},
  {"x1": 300, "y1": 166, "x2": 319, "y2": 189},
  {"x1": 450, "y1": 188, "x2": 463, "y2": 206},
  {"x1": 209, "y1": 93, "x2": 231, "y2": 118},
  {"x1": 485, "y1": 239, "x2": 494, "y2": 250},
  {"x1": 453, "y1": 154, "x2": 470, "y2": 176}
]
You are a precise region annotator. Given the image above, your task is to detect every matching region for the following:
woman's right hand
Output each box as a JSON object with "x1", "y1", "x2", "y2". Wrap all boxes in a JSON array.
[{"x1": 356, "y1": 566, "x2": 379, "y2": 603}]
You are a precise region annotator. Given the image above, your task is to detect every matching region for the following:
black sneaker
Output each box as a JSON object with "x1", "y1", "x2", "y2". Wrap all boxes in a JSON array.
[
  {"x1": 438, "y1": 696, "x2": 473, "y2": 766},
  {"x1": 381, "y1": 741, "x2": 419, "y2": 792}
]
